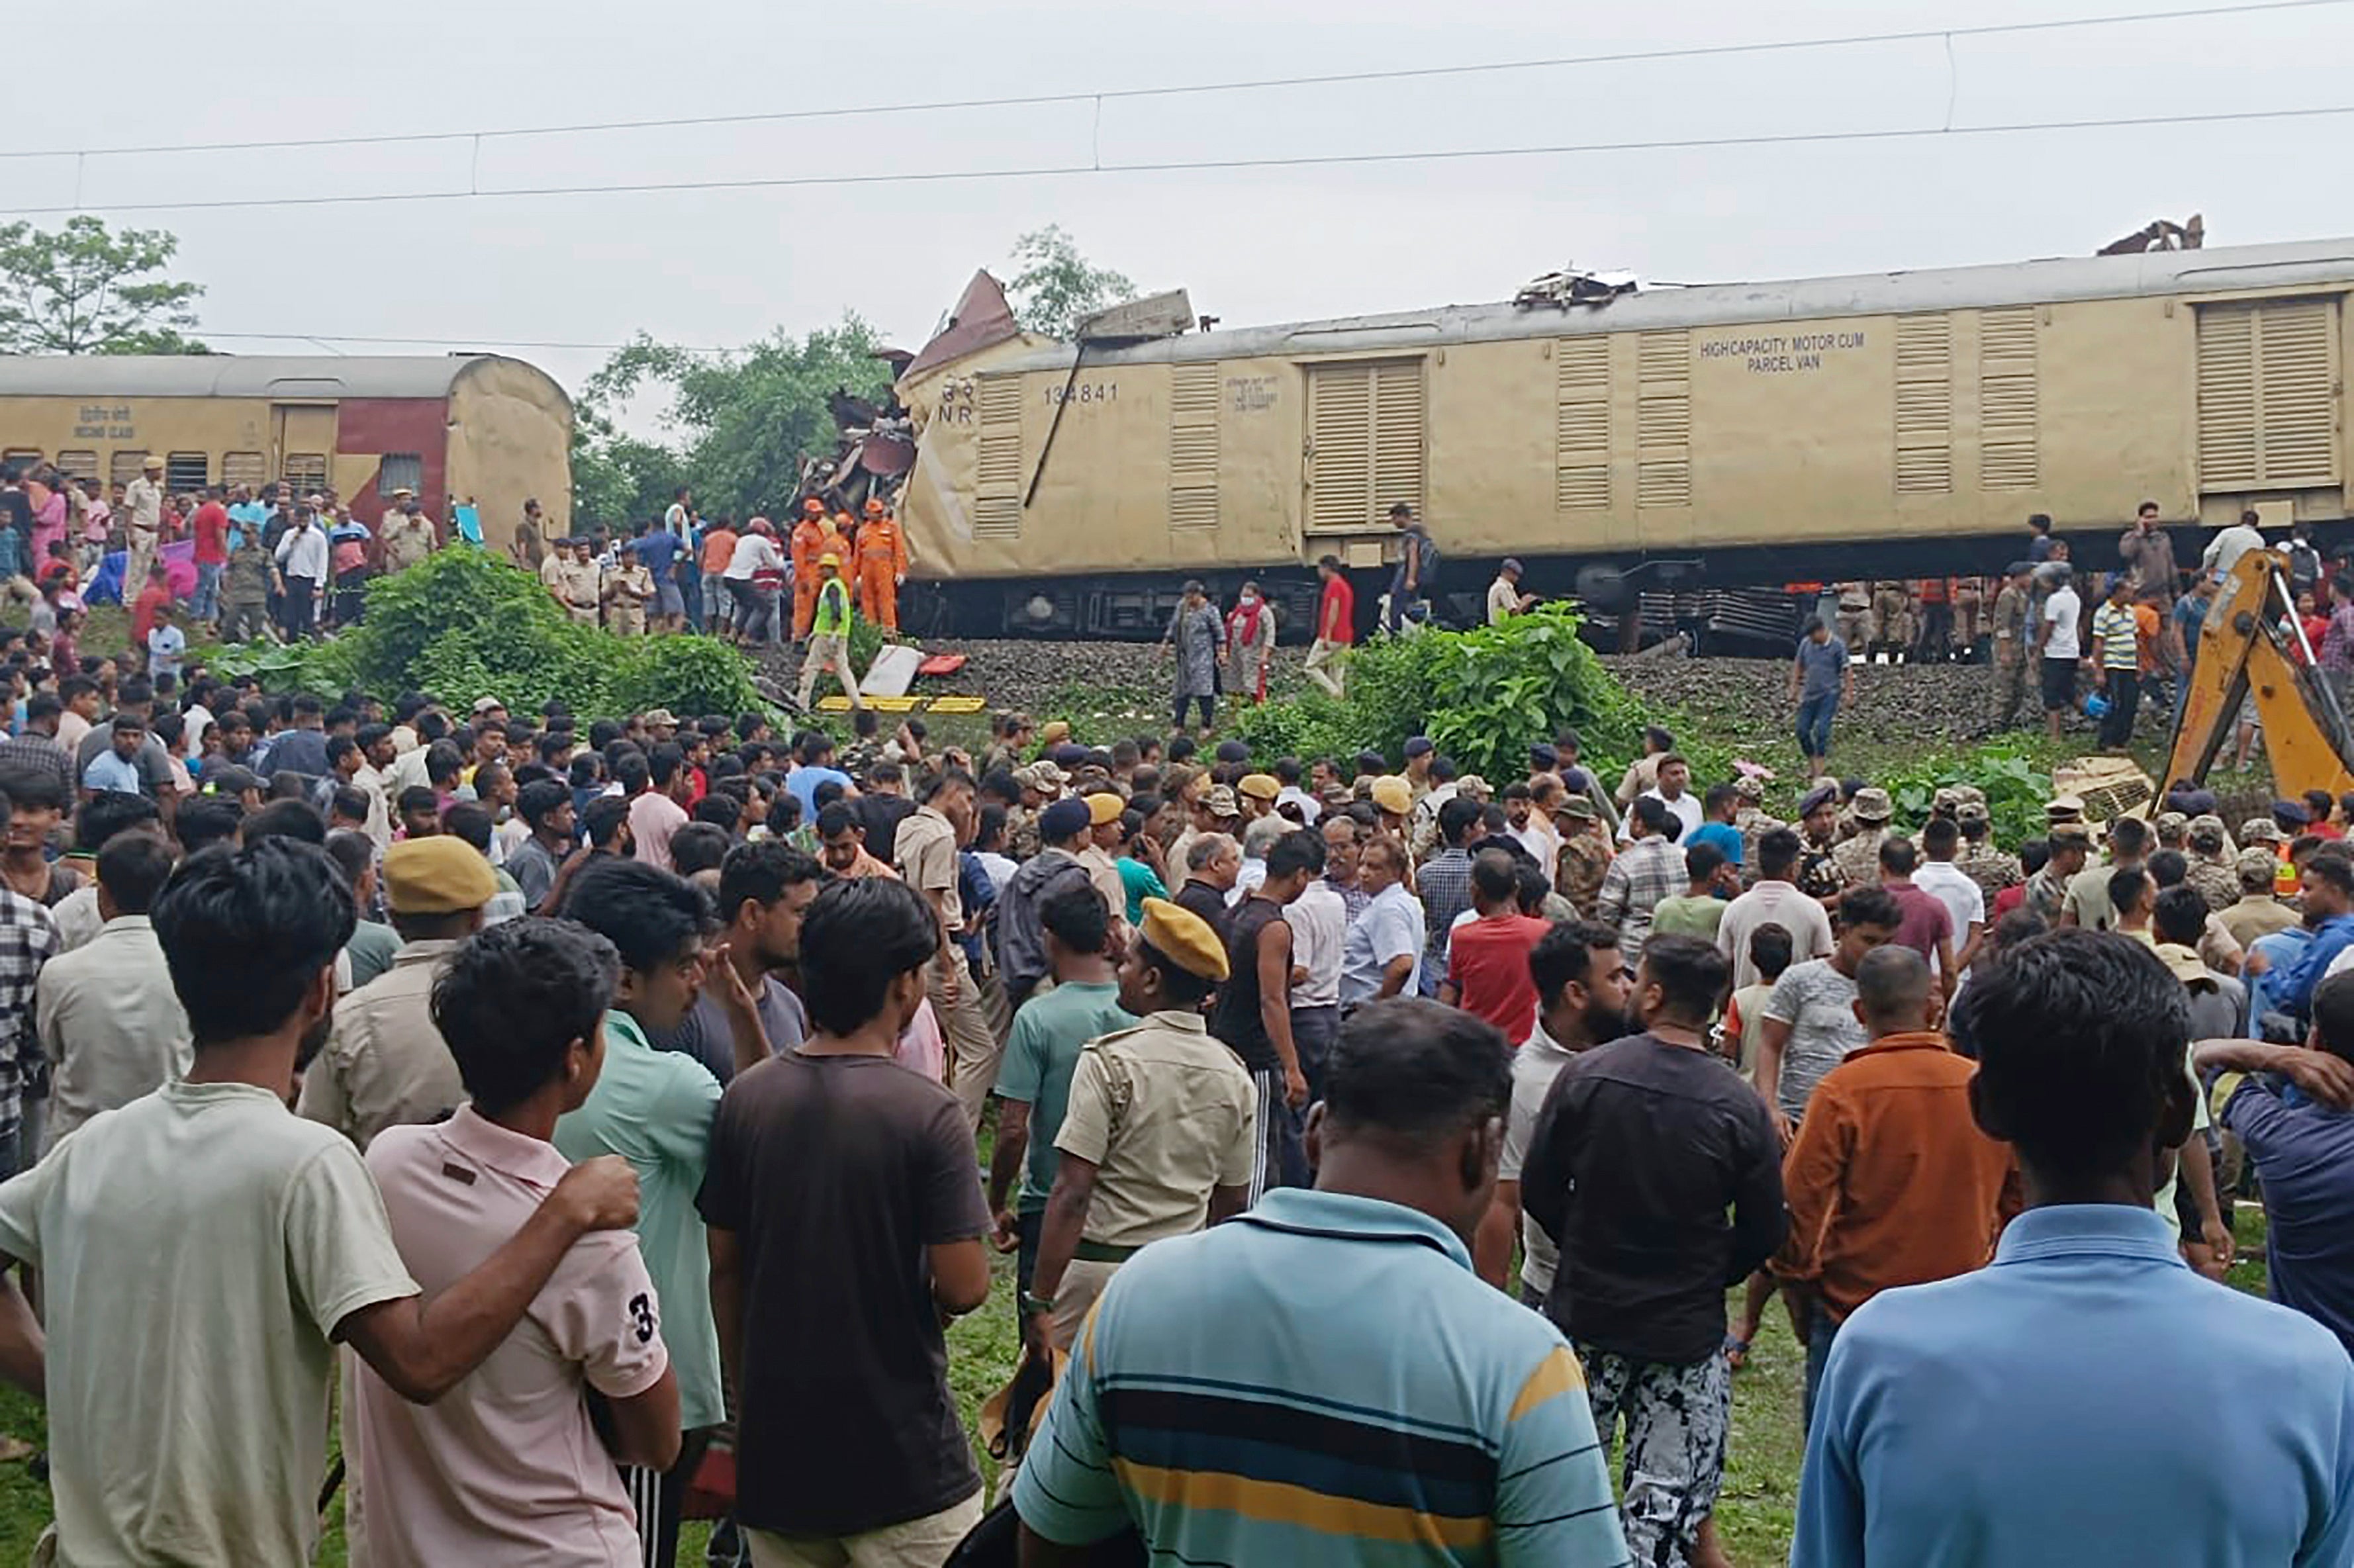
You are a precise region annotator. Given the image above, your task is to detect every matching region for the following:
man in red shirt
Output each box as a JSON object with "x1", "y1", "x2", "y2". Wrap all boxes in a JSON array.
[
  {"x1": 188, "y1": 485, "x2": 230, "y2": 631},
  {"x1": 128, "y1": 563, "x2": 172, "y2": 658},
  {"x1": 1877, "y1": 836, "x2": 1957, "y2": 999},
  {"x1": 1442, "y1": 850, "x2": 1553, "y2": 1040},
  {"x1": 1304, "y1": 553, "x2": 1354, "y2": 698}
]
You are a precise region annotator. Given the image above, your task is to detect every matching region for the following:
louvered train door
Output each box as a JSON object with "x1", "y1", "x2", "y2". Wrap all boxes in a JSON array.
[{"x1": 2198, "y1": 299, "x2": 2341, "y2": 494}]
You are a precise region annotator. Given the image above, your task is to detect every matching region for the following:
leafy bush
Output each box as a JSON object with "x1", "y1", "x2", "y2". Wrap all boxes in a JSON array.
[
  {"x1": 1879, "y1": 744, "x2": 2053, "y2": 848},
  {"x1": 1238, "y1": 604, "x2": 1647, "y2": 783},
  {"x1": 214, "y1": 551, "x2": 767, "y2": 719}
]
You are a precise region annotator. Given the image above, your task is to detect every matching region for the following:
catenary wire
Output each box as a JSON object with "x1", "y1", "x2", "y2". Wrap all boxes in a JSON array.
[
  {"x1": 1, "y1": 101, "x2": 2349, "y2": 218},
  {"x1": 0, "y1": 0, "x2": 2340, "y2": 163}
]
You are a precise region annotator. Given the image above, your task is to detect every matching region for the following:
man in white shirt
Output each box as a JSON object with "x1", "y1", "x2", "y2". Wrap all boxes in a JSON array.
[
  {"x1": 123, "y1": 455, "x2": 165, "y2": 594},
  {"x1": 1285, "y1": 834, "x2": 1346, "y2": 1102},
  {"x1": 0, "y1": 838, "x2": 640, "y2": 1568},
  {"x1": 1623, "y1": 753, "x2": 1705, "y2": 844},
  {"x1": 1490, "y1": 919, "x2": 1631, "y2": 1297},
  {"x1": 723, "y1": 522, "x2": 787, "y2": 647},
  {"x1": 273, "y1": 506, "x2": 330, "y2": 642},
  {"x1": 1273, "y1": 757, "x2": 1322, "y2": 827},
  {"x1": 35, "y1": 832, "x2": 188, "y2": 1152},
  {"x1": 1717, "y1": 827, "x2": 1836, "y2": 990},
  {"x1": 1910, "y1": 815, "x2": 1989, "y2": 982},
  {"x1": 1487, "y1": 558, "x2": 1537, "y2": 625},
  {"x1": 2037, "y1": 563, "x2": 2084, "y2": 743}
]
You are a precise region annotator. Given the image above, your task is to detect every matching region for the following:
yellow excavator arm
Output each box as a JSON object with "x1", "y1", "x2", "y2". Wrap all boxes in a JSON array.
[{"x1": 2165, "y1": 550, "x2": 2354, "y2": 801}]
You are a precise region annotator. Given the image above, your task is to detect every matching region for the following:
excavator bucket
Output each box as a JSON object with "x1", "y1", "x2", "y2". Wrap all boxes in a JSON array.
[{"x1": 2165, "y1": 551, "x2": 2354, "y2": 802}]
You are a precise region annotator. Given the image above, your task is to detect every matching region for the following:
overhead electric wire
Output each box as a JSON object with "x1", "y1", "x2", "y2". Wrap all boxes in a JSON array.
[
  {"x1": 199, "y1": 330, "x2": 735, "y2": 353},
  {"x1": 3, "y1": 101, "x2": 2351, "y2": 218},
  {"x1": 0, "y1": 0, "x2": 2340, "y2": 163}
]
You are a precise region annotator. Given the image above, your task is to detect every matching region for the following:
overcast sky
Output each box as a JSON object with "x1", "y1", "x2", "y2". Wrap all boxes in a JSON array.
[{"x1": 23, "y1": 0, "x2": 2354, "y2": 434}]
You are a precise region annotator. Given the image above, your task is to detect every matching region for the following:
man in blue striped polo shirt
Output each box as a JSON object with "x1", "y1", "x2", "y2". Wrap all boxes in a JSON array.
[{"x1": 1013, "y1": 997, "x2": 1628, "y2": 1568}]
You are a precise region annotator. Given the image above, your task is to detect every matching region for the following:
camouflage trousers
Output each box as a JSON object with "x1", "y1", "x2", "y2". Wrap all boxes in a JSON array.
[{"x1": 1576, "y1": 1342, "x2": 1732, "y2": 1568}]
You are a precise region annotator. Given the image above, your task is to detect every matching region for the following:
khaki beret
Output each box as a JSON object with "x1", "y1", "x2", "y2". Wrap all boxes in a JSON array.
[
  {"x1": 1205, "y1": 785, "x2": 1241, "y2": 819},
  {"x1": 1236, "y1": 772, "x2": 1280, "y2": 803},
  {"x1": 383, "y1": 837, "x2": 496, "y2": 915},
  {"x1": 1039, "y1": 720, "x2": 1072, "y2": 747},
  {"x1": 1139, "y1": 896, "x2": 1229, "y2": 982},
  {"x1": 1085, "y1": 791, "x2": 1124, "y2": 827}
]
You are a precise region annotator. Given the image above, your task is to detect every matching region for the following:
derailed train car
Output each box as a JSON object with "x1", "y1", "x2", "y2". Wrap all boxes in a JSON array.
[{"x1": 893, "y1": 239, "x2": 2354, "y2": 639}]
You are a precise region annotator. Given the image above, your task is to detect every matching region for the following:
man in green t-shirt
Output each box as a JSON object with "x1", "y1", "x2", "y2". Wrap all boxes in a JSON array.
[
  {"x1": 988, "y1": 885, "x2": 1135, "y2": 1295},
  {"x1": 1650, "y1": 840, "x2": 1734, "y2": 944},
  {"x1": 796, "y1": 552, "x2": 867, "y2": 712}
]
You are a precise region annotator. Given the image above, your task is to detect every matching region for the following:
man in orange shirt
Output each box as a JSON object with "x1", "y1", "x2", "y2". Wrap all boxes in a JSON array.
[
  {"x1": 788, "y1": 498, "x2": 829, "y2": 639},
  {"x1": 1773, "y1": 945, "x2": 2018, "y2": 1427},
  {"x1": 854, "y1": 498, "x2": 910, "y2": 633},
  {"x1": 698, "y1": 516, "x2": 739, "y2": 636}
]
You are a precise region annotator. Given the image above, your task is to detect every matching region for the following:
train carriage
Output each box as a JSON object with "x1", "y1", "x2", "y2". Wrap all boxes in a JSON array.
[
  {"x1": 895, "y1": 239, "x2": 2354, "y2": 638},
  {"x1": 0, "y1": 354, "x2": 572, "y2": 554}
]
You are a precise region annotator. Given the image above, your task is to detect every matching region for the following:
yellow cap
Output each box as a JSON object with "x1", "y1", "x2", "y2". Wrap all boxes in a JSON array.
[
  {"x1": 1086, "y1": 790, "x2": 1125, "y2": 827},
  {"x1": 1370, "y1": 775, "x2": 1413, "y2": 815},
  {"x1": 382, "y1": 837, "x2": 497, "y2": 915},
  {"x1": 1237, "y1": 772, "x2": 1280, "y2": 802},
  {"x1": 1139, "y1": 896, "x2": 1229, "y2": 982},
  {"x1": 1039, "y1": 720, "x2": 1072, "y2": 746},
  {"x1": 818, "y1": 551, "x2": 841, "y2": 569}
]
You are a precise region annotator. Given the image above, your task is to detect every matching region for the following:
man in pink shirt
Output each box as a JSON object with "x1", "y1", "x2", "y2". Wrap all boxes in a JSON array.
[
  {"x1": 354, "y1": 917, "x2": 681, "y2": 1566},
  {"x1": 627, "y1": 747, "x2": 692, "y2": 872}
]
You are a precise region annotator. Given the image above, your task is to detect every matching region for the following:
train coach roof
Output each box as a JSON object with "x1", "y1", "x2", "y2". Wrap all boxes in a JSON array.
[
  {"x1": 992, "y1": 237, "x2": 2354, "y2": 371},
  {"x1": 0, "y1": 353, "x2": 558, "y2": 401}
]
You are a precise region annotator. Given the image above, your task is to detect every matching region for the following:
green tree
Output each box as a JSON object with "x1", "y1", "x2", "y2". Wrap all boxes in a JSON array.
[
  {"x1": 1006, "y1": 225, "x2": 1135, "y2": 339},
  {"x1": 0, "y1": 216, "x2": 206, "y2": 355},
  {"x1": 579, "y1": 318, "x2": 893, "y2": 522},
  {"x1": 568, "y1": 404, "x2": 688, "y2": 531}
]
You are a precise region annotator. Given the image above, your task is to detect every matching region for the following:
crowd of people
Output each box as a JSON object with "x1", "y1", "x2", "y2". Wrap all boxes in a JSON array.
[{"x1": 0, "y1": 637, "x2": 2346, "y2": 1568}]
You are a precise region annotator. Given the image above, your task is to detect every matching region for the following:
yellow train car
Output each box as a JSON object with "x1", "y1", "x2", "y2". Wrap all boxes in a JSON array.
[
  {"x1": 896, "y1": 239, "x2": 2352, "y2": 637},
  {"x1": 0, "y1": 355, "x2": 572, "y2": 553}
]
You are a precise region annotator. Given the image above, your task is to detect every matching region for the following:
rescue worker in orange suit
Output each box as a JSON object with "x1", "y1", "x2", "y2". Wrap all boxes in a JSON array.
[
  {"x1": 855, "y1": 498, "x2": 910, "y2": 633},
  {"x1": 789, "y1": 496, "x2": 830, "y2": 639}
]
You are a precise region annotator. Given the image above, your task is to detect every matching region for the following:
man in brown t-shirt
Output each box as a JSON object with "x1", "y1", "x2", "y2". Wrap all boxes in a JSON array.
[{"x1": 697, "y1": 877, "x2": 992, "y2": 1563}]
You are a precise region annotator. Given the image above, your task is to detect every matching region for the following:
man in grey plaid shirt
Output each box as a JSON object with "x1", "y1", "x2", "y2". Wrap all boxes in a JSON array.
[
  {"x1": 1596, "y1": 796, "x2": 1689, "y2": 972},
  {"x1": 1414, "y1": 797, "x2": 1485, "y2": 995}
]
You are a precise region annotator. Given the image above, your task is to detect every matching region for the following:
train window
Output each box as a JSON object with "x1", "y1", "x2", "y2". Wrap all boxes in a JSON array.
[
  {"x1": 221, "y1": 452, "x2": 266, "y2": 488},
  {"x1": 2, "y1": 449, "x2": 41, "y2": 470},
  {"x1": 283, "y1": 454, "x2": 328, "y2": 494},
  {"x1": 165, "y1": 452, "x2": 209, "y2": 492},
  {"x1": 377, "y1": 453, "x2": 423, "y2": 497},
  {"x1": 109, "y1": 451, "x2": 149, "y2": 486},
  {"x1": 55, "y1": 451, "x2": 98, "y2": 482}
]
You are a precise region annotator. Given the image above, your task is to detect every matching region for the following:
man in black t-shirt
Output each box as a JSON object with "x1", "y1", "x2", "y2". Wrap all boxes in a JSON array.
[
  {"x1": 1523, "y1": 933, "x2": 1785, "y2": 1567},
  {"x1": 1211, "y1": 830, "x2": 1321, "y2": 1199},
  {"x1": 696, "y1": 877, "x2": 991, "y2": 1561}
]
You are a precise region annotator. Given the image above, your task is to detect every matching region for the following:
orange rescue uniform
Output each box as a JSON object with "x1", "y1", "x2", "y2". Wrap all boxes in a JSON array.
[
  {"x1": 856, "y1": 516, "x2": 910, "y2": 631},
  {"x1": 789, "y1": 516, "x2": 829, "y2": 638}
]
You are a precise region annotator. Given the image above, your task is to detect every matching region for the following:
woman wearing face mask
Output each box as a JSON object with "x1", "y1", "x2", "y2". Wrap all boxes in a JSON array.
[{"x1": 1224, "y1": 581, "x2": 1278, "y2": 706}]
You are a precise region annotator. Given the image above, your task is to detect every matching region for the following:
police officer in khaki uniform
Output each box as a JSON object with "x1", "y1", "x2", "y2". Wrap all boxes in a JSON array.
[
  {"x1": 1024, "y1": 898, "x2": 1256, "y2": 1352},
  {"x1": 1076, "y1": 791, "x2": 1131, "y2": 935},
  {"x1": 1830, "y1": 786, "x2": 1895, "y2": 886},
  {"x1": 379, "y1": 490, "x2": 438, "y2": 573}
]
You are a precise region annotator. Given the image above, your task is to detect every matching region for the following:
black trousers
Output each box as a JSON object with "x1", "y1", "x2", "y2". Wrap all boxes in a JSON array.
[
  {"x1": 2099, "y1": 669, "x2": 2142, "y2": 747},
  {"x1": 281, "y1": 575, "x2": 318, "y2": 639}
]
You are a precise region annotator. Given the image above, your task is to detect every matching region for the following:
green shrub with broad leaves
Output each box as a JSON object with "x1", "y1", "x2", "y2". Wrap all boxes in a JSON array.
[
  {"x1": 1881, "y1": 744, "x2": 2054, "y2": 849},
  {"x1": 1237, "y1": 603, "x2": 1650, "y2": 783},
  {"x1": 194, "y1": 550, "x2": 767, "y2": 719}
]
